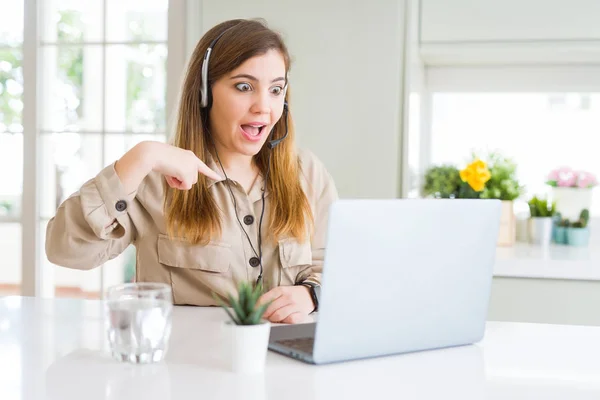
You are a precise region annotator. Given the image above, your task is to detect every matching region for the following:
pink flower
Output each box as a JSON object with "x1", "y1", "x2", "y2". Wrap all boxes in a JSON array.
[
  {"x1": 558, "y1": 176, "x2": 577, "y2": 187},
  {"x1": 547, "y1": 169, "x2": 560, "y2": 181},
  {"x1": 556, "y1": 167, "x2": 576, "y2": 187},
  {"x1": 547, "y1": 167, "x2": 572, "y2": 185},
  {"x1": 547, "y1": 167, "x2": 598, "y2": 188},
  {"x1": 576, "y1": 171, "x2": 598, "y2": 188}
]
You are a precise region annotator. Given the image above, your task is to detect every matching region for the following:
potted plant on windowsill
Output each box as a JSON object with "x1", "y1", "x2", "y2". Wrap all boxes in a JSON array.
[
  {"x1": 552, "y1": 212, "x2": 570, "y2": 245},
  {"x1": 420, "y1": 152, "x2": 524, "y2": 247},
  {"x1": 476, "y1": 153, "x2": 524, "y2": 246},
  {"x1": 528, "y1": 196, "x2": 556, "y2": 246},
  {"x1": 546, "y1": 167, "x2": 597, "y2": 221},
  {"x1": 421, "y1": 165, "x2": 462, "y2": 199},
  {"x1": 566, "y1": 209, "x2": 591, "y2": 247},
  {"x1": 214, "y1": 281, "x2": 272, "y2": 374},
  {"x1": 458, "y1": 153, "x2": 524, "y2": 246}
]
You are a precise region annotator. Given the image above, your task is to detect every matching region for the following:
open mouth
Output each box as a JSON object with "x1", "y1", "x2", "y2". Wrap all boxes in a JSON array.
[{"x1": 241, "y1": 124, "x2": 266, "y2": 137}]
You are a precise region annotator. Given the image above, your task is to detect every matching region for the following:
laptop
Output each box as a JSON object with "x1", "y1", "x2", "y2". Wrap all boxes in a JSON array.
[{"x1": 268, "y1": 198, "x2": 501, "y2": 364}]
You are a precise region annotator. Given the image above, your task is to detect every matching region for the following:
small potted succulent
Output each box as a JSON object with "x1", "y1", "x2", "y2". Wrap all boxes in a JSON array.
[
  {"x1": 566, "y1": 209, "x2": 591, "y2": 247},
  {"x1": 215, "y1": 281, "x2": 272, "y2": 374},
  {"x1": 552, "y1": 213, "x2": 570, "y2": 245},
  {"x1": 528, "y1": 196, "x2": 556, "y2": 246}
]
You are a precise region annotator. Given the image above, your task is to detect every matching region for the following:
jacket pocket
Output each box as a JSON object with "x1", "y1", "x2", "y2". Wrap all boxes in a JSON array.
[
  {"x1": 157, "y1": 234, "x2": 231, "y2": 273},
  {"x1": 157, "y1": 234, "x2": 232, "y2": 305},
  {"x1": 278, "y1": 237, "x2": 312, "y2": 285}
]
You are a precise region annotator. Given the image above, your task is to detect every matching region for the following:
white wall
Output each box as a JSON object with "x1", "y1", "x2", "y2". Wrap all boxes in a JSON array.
[
  {"x1": 419, "y1": 0, "x2": 600, "y2": 65},
  {"x1": 189, "y1": 0, "x2": 409, "y2": 198},
  {"x1": 420, "y1": 0, "x2": 600, "y2": 43}
]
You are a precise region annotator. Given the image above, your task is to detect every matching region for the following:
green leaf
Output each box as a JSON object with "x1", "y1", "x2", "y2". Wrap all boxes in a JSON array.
[
  {"x1": 422, "y1": 165, "x2": 461, "y2": 198},
  {"x1": 528, "y1": 196, "x2": 556, "y2": 217},
  {"x1": 238, "y1": 282, "x2": 249, "y2": 313},
  {"x1": 212, "y1": 280, "x2": 272, "y2": 325},
  {"x1": 229, "y1": 293, "x2": 246, "y2": 324},
  {"x1": 248, "y1": 284, "x2": 262, "y2": 310},
  {"x1": 222, "y1": 305, "x2": 241, "y2": 325},
  {"x1": 212, "y1": 293, "x2": 240, "y2": 325},
  {"x1": 247, "y1": 302, "x2": 271, "y2": 325},
  {"x1": 469, "y1": 151, "x2": 524, "y2": 201}
]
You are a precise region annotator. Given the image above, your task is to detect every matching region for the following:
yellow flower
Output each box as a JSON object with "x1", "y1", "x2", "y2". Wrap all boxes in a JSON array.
[{"x1": 460, "y1": 159, "x2": 491, "y2": 192}]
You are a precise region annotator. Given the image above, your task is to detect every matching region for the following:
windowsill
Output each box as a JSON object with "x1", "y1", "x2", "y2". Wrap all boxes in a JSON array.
[
  {"x1": 494, "y1": 242, "x2": 600, "y2": 281},
  {"x1": 0, "y1": 215, "x2": 20, "y2": 223}
]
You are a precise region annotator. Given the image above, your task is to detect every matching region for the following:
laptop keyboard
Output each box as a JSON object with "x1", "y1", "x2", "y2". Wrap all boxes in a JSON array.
[{"x1": 276, "y1": 337, "x2": 314, "y2": 354}]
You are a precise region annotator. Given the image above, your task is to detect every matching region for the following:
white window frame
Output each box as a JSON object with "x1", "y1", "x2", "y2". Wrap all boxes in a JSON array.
[{"x1": 17, "y1": 0, "x2": 189, "y2": 297}]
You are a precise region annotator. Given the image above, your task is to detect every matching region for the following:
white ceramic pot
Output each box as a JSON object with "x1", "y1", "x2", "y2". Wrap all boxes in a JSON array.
[
  {"x1": 552, "y1": 187, "x2": 592, "y2": 220},
  {"x1": 528, "y1": 217, "x2": 554, "y2": 246},
  {"x1": 222, "y1": 321, "x2": 271, "y2": 374}
]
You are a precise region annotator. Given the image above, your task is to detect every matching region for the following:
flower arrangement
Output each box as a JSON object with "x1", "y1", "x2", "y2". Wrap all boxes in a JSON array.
[
  {"x1": 422, "y1": 152, "x2": 524, "y2": 201},
  {"x1": 421, "y1": 152, "x2": 524, "y2": 247},
  {"x1": 478, "y1": 152, "x2": 524, "y2": 201},
  {"x1": 459, "y1": 159, "x2": 491, "y2": 192},
  {"x1": 546, "y1": 167, "x2": 598, "y2": 189}
]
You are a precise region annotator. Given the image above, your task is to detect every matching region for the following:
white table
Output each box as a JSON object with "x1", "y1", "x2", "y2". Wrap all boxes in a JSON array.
[{"x1": 1, "y1": 296, "x2": 600, "y2": 399}]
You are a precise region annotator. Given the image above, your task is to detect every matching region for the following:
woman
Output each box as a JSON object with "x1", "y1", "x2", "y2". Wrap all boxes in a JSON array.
[{"x1": 45, "y1": 19, "x2": 338, "y2": 324}]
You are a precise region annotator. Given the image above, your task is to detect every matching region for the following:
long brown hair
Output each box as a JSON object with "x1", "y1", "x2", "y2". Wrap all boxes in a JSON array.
[{"x1": 166, "y1": 19, "x2": 313, "y2": 245}]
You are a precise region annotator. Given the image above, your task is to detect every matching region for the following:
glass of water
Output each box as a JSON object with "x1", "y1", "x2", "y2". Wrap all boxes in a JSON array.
[{"x1": 105, "y1": 282, "x2": 173, "y2": 364}]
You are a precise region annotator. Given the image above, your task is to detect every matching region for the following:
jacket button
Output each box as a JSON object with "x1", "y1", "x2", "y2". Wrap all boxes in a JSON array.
[
  {"x1": 243, "y1": 215, "x2": 254, "y2": 225},
  {"x1": 249, "y1": 257, "x2": 260, "y2": 267},
  {"x1": 115, "y1": 200, "x2": 127, "y2": 212}
]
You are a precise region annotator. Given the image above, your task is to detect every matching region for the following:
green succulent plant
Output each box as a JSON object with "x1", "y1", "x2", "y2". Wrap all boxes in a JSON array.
[
  {"x1": 571, "y1": 209, "x2": 590, "y2": 228},
  {"x1": 528, "y1": 196, "x2": 556, "y2": 218},
  {"x1": 214, "y1": 281, "x2": 271, "y2": 325},
  {"x1": 558, "y1": 218, "x2": 571, "y2": 227}
]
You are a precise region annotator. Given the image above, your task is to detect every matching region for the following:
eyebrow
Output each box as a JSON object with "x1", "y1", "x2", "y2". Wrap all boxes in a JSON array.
[{"x1": 230, "y1": 74, "x2": 286, "y2": 83}]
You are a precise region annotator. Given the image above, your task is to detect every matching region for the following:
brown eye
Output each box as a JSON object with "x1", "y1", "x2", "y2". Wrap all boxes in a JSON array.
[{"x1": 236, "y1": 83, "x2": 252, "y2": 92}]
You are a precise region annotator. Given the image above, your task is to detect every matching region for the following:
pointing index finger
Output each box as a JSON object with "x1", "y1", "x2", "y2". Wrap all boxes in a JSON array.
[{"x1": 197, "y1": 160, "x2": 222, "y2": 181}]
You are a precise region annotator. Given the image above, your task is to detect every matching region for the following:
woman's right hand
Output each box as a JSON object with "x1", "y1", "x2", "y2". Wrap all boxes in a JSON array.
[
  {"x1": 149, "y1": 142, "x2": 222, "y2": 190},
  {"x1": 115, "y1": 141, "x2": 222, "y2": 193}
]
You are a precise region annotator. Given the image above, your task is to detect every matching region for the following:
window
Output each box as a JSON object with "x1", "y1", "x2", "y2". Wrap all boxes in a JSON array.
[
  {"x1": 407, "y1": 92, "x2": 421, "y2": 198},
  {"x1": 0, "y1": 0, "x2": 24, "y2": 296},
  {"x1": 38, "y1": 0, "x2": 169, "y2": 297},
  {"x1": 0, "y1": 0, "x2": 24, "y2": 216},
  {"x1": 0, "y1": 0, "x2": 183, "y2": 298},
  {"x1": 429, "y1": 92, "x2": 600, "y2": 215}
]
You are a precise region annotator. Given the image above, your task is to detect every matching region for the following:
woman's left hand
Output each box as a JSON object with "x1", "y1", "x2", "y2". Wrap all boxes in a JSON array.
[{"x1": 258, "y1": 286, "x2": 315, "y2": 324}]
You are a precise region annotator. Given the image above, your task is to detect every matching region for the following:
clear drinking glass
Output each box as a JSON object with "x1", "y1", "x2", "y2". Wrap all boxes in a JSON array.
[{"x1": 105, "y1": 282, "x2": 173, "y2": 364}]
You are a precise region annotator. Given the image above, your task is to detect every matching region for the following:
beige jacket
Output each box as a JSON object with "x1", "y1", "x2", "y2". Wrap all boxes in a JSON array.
[{"x1": 45, "y1": 148, "x2": 338, "y2": 306}]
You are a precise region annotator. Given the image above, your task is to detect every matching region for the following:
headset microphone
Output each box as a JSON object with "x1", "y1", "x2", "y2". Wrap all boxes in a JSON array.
[{"x1": 266, "y1": 102, "x2": 289, "y2": 150}]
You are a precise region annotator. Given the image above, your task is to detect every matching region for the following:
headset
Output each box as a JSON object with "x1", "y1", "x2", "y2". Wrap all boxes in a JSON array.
[{"x1": 200, "y1": 26, "x2": 289, "y2": 286}]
